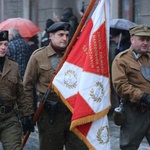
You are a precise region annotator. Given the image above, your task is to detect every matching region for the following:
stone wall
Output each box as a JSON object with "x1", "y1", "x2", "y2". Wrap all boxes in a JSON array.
[
  {"x1": 0, "y1": 0, "x2": 22, "y2": 20},
  {"x1": 1, "y1": 0, "x2": 150, "y2": 31}
]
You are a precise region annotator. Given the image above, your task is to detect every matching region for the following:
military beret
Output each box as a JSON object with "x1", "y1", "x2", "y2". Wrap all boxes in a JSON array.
[
  {"x1": 129, "y1": 24, "x2": 150, "y2": 36},
  {"x1": 0, "y1": 30, "x2": 8, "y2": 41},
  {"x1": 47, "y1": 22, "x2": 70, "y2": 33}
]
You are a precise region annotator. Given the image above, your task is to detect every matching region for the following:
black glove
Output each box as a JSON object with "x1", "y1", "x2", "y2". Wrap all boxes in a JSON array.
[
  {"x1": 141, "y1": 93, "x2": 150, "y2": 106},
  {"x1": 21, "y1": 114, "x2": 34, "y2": 135}
]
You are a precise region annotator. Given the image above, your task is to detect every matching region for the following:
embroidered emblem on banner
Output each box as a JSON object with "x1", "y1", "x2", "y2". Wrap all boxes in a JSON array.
[
  {"x1": 89, "y1": 81, "x2": 104, "y2": 102},
  {"x1": 64, "y1": 69, "x2": 77, "y2": 89},
  {"x1": 97, "y1": 126, "x2": 110, "y2": 144}
]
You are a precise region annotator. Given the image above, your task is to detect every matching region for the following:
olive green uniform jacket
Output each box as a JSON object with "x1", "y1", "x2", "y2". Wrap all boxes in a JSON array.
[
  {"x1": 0, "y1": 57, "x2": 34, "y2": 116},
  {"x1": 23, "y1": 45, "x2": 56, "y2": 102},
  {"x1": 112, "y1": 46, "x2": 150, "y2": 103}
]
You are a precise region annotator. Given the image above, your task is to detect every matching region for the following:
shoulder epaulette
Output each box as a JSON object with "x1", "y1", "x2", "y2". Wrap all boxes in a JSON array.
[
  {"x1": 32, "y1": 47, "x2": 46, "y2": 55},
  {"x1": 117, "y1": 49, "x2": 129, "y2": 58}
]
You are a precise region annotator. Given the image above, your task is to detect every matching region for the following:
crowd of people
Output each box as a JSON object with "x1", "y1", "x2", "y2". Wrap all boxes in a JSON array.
[{"x1": 0, "y1": 4, "x2": 150, "y2": 150}]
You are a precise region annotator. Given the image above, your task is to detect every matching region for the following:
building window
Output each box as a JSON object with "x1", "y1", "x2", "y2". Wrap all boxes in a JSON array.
[{"x1": 119, "y1": 0, "x2": 134, "y2": 21}]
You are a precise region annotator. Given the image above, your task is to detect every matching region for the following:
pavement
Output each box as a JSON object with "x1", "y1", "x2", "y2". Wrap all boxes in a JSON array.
[
  {"x1": 23, "y1": 115, "x2": 150, "y2": 150},
  {"x1": 0, "y1": 116, "x2": 149, "y2": 150}
]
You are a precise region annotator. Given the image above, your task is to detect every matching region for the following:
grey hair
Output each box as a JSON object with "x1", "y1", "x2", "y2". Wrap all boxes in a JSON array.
[{"x1": 8, "y1": 28, "x2": 20, "y2": 37}]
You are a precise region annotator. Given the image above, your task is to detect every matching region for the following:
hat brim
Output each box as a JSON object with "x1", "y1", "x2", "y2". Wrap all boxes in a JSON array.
[{"x1": 134, "y1": 32, "x2": 150, "y2": 36}]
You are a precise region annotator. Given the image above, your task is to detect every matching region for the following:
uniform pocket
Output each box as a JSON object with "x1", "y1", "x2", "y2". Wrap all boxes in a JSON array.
[
  {"x1": 39, "y1": 65, "x2": 54, "y2": 83},
  {"x1": 129, "y1": 65, "x2": 140, "y2": 71},
  {"x1": 39, "y1": 65, "x2": 51, "y2": 71},
  {"x1": 128, "y1": 65, "x2": 143, "y2": 84},
  {"x1": 8, "y1": 77, "x2": 18, "y2": 84},
  {"x1": 7, "y1": 77, "x2": 18, "y2": 96}
]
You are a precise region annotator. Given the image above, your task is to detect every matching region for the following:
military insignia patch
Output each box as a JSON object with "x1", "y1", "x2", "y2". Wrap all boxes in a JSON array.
[
  {"x1": 0, "y1": 30, "x2": 8, "y2": 41},
  {"x1": 3, "y1": 31, "x2": 7, "y2": 39},
  {"x1": 143, "y1": 24, "x2": 148, "y2": 31}
]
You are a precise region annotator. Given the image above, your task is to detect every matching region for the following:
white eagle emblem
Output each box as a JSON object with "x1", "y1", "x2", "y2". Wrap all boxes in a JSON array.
[
  {"x1": 89, "y1": 81, "x2": 104, "y2": 102},
  {"x1": 97, "y1": 126, "x2": 110, "y2": 144},
  {"x1": 64, "y1": 69, "x2": 77, "y2": 89}
]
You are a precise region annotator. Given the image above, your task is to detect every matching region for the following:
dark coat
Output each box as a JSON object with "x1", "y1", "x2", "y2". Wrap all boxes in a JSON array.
[{"x1": 7, "y1": 35, "x2": 30, "y2": 78}]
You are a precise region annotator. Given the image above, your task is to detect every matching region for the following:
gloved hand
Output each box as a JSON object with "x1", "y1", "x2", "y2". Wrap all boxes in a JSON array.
[
  {"x1": 141, "y1": 93, "x2": 150, "y2": 106},
  {"x1": 20, "y1": 114, "x2": 34, "y2": 135}
]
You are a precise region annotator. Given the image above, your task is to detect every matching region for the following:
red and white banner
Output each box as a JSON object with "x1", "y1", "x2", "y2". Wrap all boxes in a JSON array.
[{"x1": 52, "y1": 0, "x2": 111, "y2": 149}]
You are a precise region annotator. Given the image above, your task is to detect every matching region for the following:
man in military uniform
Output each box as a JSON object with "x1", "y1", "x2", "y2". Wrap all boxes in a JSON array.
[
  {"x1": 23, "y1": 22, "x2": 88, "y2": 150},
  {"x1": 112, "y1": 24, "x2": 150, "y2": 149},
  {"x1": 0, "y1": 30, "x2": 34, "y2": 150}
]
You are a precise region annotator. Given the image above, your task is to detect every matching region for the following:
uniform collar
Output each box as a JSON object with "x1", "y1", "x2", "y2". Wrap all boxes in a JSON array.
[
  {"x1": 129, "y1": 46, "x2": 150, "y2": 60},
  {"x1": 46, "y1": 44, "x2": 65, "y2": 58},
  {"x1": 46, "y1": 44, "x2": 57, "y2": 57}
]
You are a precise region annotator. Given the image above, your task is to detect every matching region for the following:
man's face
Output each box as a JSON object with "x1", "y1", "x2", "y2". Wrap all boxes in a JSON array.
[
  {"x1": 0, "y1": 41, "x2": 8, "y2": 57},
  {"x1": 130, "y1": 35, "x2": 150, "y2": 53},
  {"x1": 50, "y1": 30, "x2": 69, "y2": 49},
  {"x1": 8, "y1": 34, "x2": 14, "y2": 41}
]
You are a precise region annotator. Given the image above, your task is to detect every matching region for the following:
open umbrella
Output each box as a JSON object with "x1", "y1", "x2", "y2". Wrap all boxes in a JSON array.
[
  {"x1": 0, "y1": 17, "x2": 41, "y2": 38},
  {"x1": 110, "y1": 18, "x2": 137, "y2": 31}
]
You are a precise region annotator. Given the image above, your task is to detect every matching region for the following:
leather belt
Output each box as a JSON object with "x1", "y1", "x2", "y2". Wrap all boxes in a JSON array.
[{"x1": 0, "y1": 105, "x2": 14, "y2": 114}]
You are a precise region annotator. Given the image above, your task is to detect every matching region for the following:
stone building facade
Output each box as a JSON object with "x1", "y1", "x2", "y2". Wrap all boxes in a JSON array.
[
  {"x1": 0, "y1": 0, "x2": 99, "y2": 31},
  {"x1": 1, "y1": 0, "x2": 150, "y2": 31}
]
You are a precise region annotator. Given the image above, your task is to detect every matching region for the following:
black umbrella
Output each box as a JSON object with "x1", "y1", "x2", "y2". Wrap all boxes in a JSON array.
[{"x1": 110, "y1": 18, "x2": 137, "y2": 31}]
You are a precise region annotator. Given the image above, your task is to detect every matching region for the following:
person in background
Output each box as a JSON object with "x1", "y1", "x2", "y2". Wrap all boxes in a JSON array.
[
  {"x1": 79, "y1": 1, "x2": 85, "y2": 19},
  {"x1": 24, "y1": 35, "x2": 39, "y2": 56},
  {"x1": 112, "y1": 24, "x2": 150, "y2": 149},
  {"x1": 60, "y1": 7, "x2": 79, "y2": 42},
  {"x1": 7, "y1": 28, "x2": 30, "y2": 79},
  {"x1": 108, "y1": 38, "x2": 120, "y2": 114},
  {"x1": 23, "y1": 22, "x2": 88, "y2": 150},
  {"x1": 0, "y1": 30, "x2": 34, "y2": 150},
  {"x1": 109, "y1": 28, "x2": 131, "y2": 114},
  {"x1": 110, "y1": 28, "x2": 131, "y2": 55},
  {"x1": 53, "y1": 12, "x2": 60, "y2": 22},
  {"x1": 41, "y1": 19, "x2": 54, "y2": 47}
]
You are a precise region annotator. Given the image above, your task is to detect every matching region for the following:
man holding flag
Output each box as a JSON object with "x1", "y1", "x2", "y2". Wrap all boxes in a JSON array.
[
  {"x1": 52, "y1": 0, "x2": 111, "y2": 149},
  {"x1": 23, "y1": 21, "x2": 88, "y2": 150}
]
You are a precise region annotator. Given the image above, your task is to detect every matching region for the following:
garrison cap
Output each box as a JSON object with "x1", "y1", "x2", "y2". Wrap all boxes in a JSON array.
[
  {"x1": 47, "y1": 22, "x2": 70, "y2": 33},
  {"x1": 129, "y1": 24, "x2": 150, "y2": 36},
  {"x1": 0, "y1": 30, "x2": 8, "y2": 41}
]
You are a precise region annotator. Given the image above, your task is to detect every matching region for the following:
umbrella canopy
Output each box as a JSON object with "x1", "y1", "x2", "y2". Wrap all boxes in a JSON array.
[
  {"x1": 110, "y1": 18, "x2": 137, "y2": 31},
  {"x1": 0, "y1": 17, "x2": 41, "y2": 38}
]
